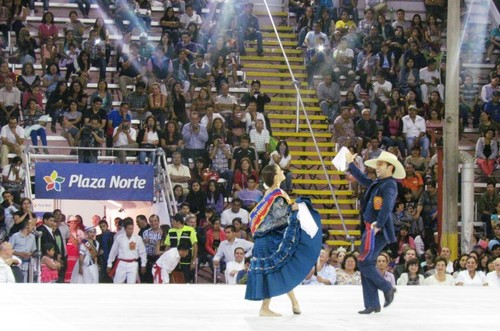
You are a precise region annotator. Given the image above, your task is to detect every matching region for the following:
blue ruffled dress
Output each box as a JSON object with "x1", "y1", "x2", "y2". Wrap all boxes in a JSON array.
[{"x1": 245, "y1": 195, "x2": 322, "y2": 300}]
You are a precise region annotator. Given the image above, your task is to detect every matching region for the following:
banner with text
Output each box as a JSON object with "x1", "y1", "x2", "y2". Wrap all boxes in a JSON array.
[{"x1": 35, "y1": 163, "x2": 154, "y2": 201}]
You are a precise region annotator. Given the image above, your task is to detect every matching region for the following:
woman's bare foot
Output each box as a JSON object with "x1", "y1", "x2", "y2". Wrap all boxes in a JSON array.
[
  {"x1": 292, "y1": 303, "x2": 301, "y2": 315},
  {"x1": 259, "y1": 308, "x2": 282, "y2": 317}
]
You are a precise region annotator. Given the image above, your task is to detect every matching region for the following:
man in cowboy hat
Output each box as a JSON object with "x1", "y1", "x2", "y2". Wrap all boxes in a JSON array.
[{"x1": 344, "y1": 150, "x2": 405, "y2": 314}]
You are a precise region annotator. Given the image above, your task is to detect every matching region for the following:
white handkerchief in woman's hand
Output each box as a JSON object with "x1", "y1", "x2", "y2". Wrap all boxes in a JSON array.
[{"x1": 297, "y1": 202, "x2": 318, "y2": 238}]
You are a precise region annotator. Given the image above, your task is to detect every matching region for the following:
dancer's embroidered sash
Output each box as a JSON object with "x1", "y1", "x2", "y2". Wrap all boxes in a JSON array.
[{"x1": 250, "y1": 189, "x2": 288, "y2": 234}]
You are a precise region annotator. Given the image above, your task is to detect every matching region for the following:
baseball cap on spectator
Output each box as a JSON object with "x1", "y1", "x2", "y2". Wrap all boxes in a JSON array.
[
  {"x1": 340, "y1": 75, "x2": 347, "y2": 80},
  {"x1": 491, "y1": 244, "x2": 500, "y2": 251},
  {"x1": 408, "y1": 105, "x2": 417, "y2": 111}
]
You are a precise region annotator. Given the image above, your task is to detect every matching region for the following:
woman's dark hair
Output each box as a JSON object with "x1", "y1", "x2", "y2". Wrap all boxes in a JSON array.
[
  {"x1": 453, "y1": 254, "x2": 469, "y2": 272},
  {"x1": 404, "y1": 257, "x2": 420, "y2": 273},
  {"x1": 21, "y1": 62, "x2": 34, "y2": 76},
  {"x1": 276, "y1": 140, "x2": 289, "y2": 157},
  {"x1": 41, "y1": 11, "x2": 54, "y2": 24},
  {"x1": 341, "y1": 253, "x2": 358, "y2": 271},
  {"x1": 97, "y1": 79, "x2": 108, "y2": 91},
  {"x1": 69, "y1": 80, "x2": 84, "y2": 98},
  {"x1": 207, "y1": 180, "x2": 222, "y2": 201},
  {"x1": 261, "y1": 164, "x2": 278, "y2": 188},
  {"x1": 77, "y1": 50, "x2": 91, "y2": 72},
  {"x1": 397, "y1": 225, "x2": 410, "y2": 244}
]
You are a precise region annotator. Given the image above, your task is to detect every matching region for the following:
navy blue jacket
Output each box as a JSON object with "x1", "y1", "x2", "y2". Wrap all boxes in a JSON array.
[{"x1": 349, "y1": 163, "x2": 397, "y2": 243}]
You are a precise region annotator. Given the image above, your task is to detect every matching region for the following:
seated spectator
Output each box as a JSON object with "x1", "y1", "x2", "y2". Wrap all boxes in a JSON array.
[
  {"x1": 167, "y1": 152, "x2": 191, "y2": 194},
  {"x1": 182, "y1": 110, "x2": 209, "y2": 162},
  {"x1": 234, "y1": 157, "x2": 259, "y2": 194},
  {"x1": 0, "y1": 242, "x2": 16, "y2": 283},
  {"x1": 296, "y1": 6, "x2": 314, "y2": 49},
  {"x1": 333, "y1": 37, "x2": 356, "y2": 85},
  {"x1": 64, "y1": 11, "x2": 86, "y2": 42},
  {"x1": 76, "y1": 116, "x2": 105, "y2": 164},
  {"x1": 168, "y1": 82, "x2": 188, "y2": 124},
  {"x1": 126, "y1": 81, "x2": 151, "y2": 123},
  {"x1": 333, "y1": 107, "x2": 363, "y2": 151},
  {"x1": 235, "y1": 175, "x2": 263, "y2": 210},
  {"x1": 486, "y1": 257, "x2": 500, "y2": 286},
  {"x1": 426, "y1": 109, "x2": 444, "y2": 151},
  {"x1": 0, "y1": 77, "x2": 21, "y2": 126},
  {"x1": 477, "y1": 180, "x2": 500, "y2": 239},
  {"x1": 225, "y1": 247, "x2": 245, "y2": 285},
  {"x1": 402, "y1": 41, "x2": 427, "y2": 71},
  {"x1": 415, "y1": 180, "x2": 438, "y2": 230},
  {"x1": 489, "y1": 224, "x2": 500, "y2": 249},
  {"x1": 419, "y1": 59, "x2": 444, "y2": 104},
  {"x1": 486, "y1": 24, "x2": 500, "y2": 63},
  {"x1": 118, "y1": 43, "x2": 148, "y2": 99},
  {"x1": 335, "y1": 10, "x2": 356, "y2": 35},
  {"x1": 221, "y1": 198, "x2": 249, "y2": 228},
  {"x1": 358, "y1": 8, "x2": 375, "y2": 35},
  {"x1": 392, "y1": 8, "x2": 411, "y2": 35},
  {"x1": 22, "y1": 98, "x2": 49, "y2": 154},
  {"x1": 185, "y1": 180, "x2": 206, "y2": 219},
  {"x1": 363, "y1": 136, "x2": 383, "y2": 161},
  {"x1": 215, "y1": 82, "x2": 238, "y2": 119},
  {"x1": 0, "y1": 117, "x2": 24, "y2": 168},
  {"x1": 237, "y1": 3, "x2": 263, "y2": 56},
  {"x1": 81, "y1": 29, "x2": 107, "y2": 83},
  {"x1": 305, "y1": 34, "x2": 329, "y2": 89},
  {"x1": 335, "y1": 253, "x2": 361, "y2": 285},
  {"x1": 193, "y1": 89, "x2": 215, "y2": 120},
  {"x1": 38, "y1": 11, "x2": 58, "y2": 46},
  {"x1": 211, "y1": 55, "x2": 229, "y2": 94},
  {"x1": 402, "y1": 163, "x2": 424, "y2": 200},
  {"x1": 303, "y1": 249, "x2": 336, "y2": 285},
  {"x1": 396, "y1": 257, "x2": 424, "y2": 286},
  {"x1": 1, "y1": 156, "x2": 25, "y2": 204},
  {"x1": 483, "y1": 90, "x2": 500, "y2": 124},
  {"x1": 317, "y1": 73, "x2": 340, "y2": 123},
  {"x1": 381, "y1": 108, "x2": 405, "y2": 157},
  {"x1": 402, "y1": 105, "x2": 430, "y2": 158},
  {"x1": 456, "y1": 256, "x2": 487, "y2": 286},
  {"x1": 172, "y1": 185, "x2": 186, "y2": 211},
  {"x1": 17, "y1": 63, "x2": 41, "y2": 93},
  {"x1": 269, "y1": 140, "x2": 293, "y2": 193},
  {"x1": 249, "y1": 118, "x2": 270, "y2": 167},
  {"x1": 160, "y1": 7, "x2": 181, "y2": 45},
  {"x1": 136, "y1": 115, "x2": 160, "y2": 165},
  {"x1": 423, "y1": 256, "x2": 455, "y2": 285},
  {"x1": 405, "y1": 146, "x2": 429, "y2": 178},
  {"x1": 112, "y1": 118, "x2": 138, "y2": 164},
  {"x1": 480, "y1": 75, "x2": 500, "y2": 104},
  {"x1": 175, "y1": 31, "x2": 199, "y2": 63},
  {"x1": 375, "y1": 41, "x2": 396, "y2": 83},
  {"x1": 83, "y1": 97, "x2": 107, "y2": 130},
  {"x1": 60, "y1": 117, "x2": 79, "y2": 149},
  {"x1": 161, "y1": 120, "x2": 184, "y2": 159},
  {"x1": 63, "y1": 100, "x2": 83, "y2": 130},
  {"x1": 424, "y1": 0, "x2": 446, "y2": 23},
  {"x1": 90, "y1": 80, "x2": 113, "y2": 114},
  {"x1": 148, "y1": 83, "x2": 168, "y2": 130},
  {"x1": 475, "y1": 129, "x2": 497, "y2": 179},
  {"x1": 205, "y1": 217, "x2": 225, "y2": 267},
  {"x1": 147, "y1": 46, "x2": 173, "y2": 87},
  {"x1": 355, "y1": 109, "x2": 378, "y2": 144},
  {"x1": 377, "y1": 252, "x2": 395, "y2": 286},
  {"x1": 206, "y1": 180, "x2": 224, "y2": 215},
  {"x1": 208, "y1": 132, "x2": 233, "y2": 196},
  {"x1": 136, "y1": 0, "x2": 152, "y2": 33},
  {"x1": 356, "y1": 42, "x2": 376, "y2": 76},
  {"x1": 213, "y1": 225, "x2": 253, "y2": 268},
  {"x1": 189, "y1": 54, "x2": 211, "y2": 95},
  {"x1": 371, "y1": 70, "x2": 392, "y2": 120}
]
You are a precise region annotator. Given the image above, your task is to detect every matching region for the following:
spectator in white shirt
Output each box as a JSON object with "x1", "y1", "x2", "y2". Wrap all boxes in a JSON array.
[
  {"x1": 221, "y1": 198, "x2": 249, "y2": 227},
  {"x1": 303, "y1": 249, "x2": 337, "y2": 285},
  {"x1": 113, "y1": 118, "x2": 138, "y2": 164},
  {"x1": 225, "y1": 247, "x2": 246, "y2": 285},
  {"x1": 0, "y1": 77, "x2": 21, "y2": 125},
  {"x1": 0, "y1": 242, "x2": 16, "y2": 283},
  {"x1": 179, "y1": 4, "x2": 202, "y2": 29},
  {"x1": 486, "y1": 257, "x2": 500, "y2": 287},
  {"x1": 250, "y1": 118, "x2": 270, "y2": 168},
  {"x1": 419, "y1": 58, "x2": 444, "y2": 104},
  {"x1": 213, "y1": 225, "x2": 253, "y2": 268},
  {"x1": 0, "y1": 117, "x2": 25, "y2": 168},
  {"x1": 402, "y1": 105, "x2": 430, "y2": 157}
]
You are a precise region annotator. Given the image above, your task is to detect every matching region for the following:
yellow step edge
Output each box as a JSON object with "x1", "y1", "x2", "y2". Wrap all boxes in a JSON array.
[
  {"x1": 287, "y1": 142, "x2": 332, "y2": 147},
  {"x1": 273, "y1": 132, "x2": 330, "y2": 138},
  {"x1": 289, "y1": 151, "x2": 336, "y2": 157},
  {"x1": 322, "y1": 220, "x2": 360, "y2": 225},
  {"x1": 326, "y1": 240, "x2": 362, "y2": 246},
  {"x1": 329, "y1": 230, "x2": 361, "y2": 236},
  {"x1": 244, "y1": 63, "x2": 304, "y2": 70},
  {"x1": 246, "y1": 72, "x2": 307, "y2": 78},
  {"x1": 262, "y1": 32, "x2": 297, "y2": 38},
  {"x1": 272, "y1": 97, "x2": 318, "y2": 102},
  {"x1": 240, "y1": 56, "x2": 304, "y2": 62},
  {"x1": 269, "y1": 114, "x2": 326, "y2": 120},
  {"x1": 292, "y1": 169, "x2": 343, "y2": 175},
  {"x1": 294, "y1": 179, "x2": 348, "y2": 185},
  {"x1": 293, "y1": 190, "x2": 353, "y2": 195},
  {"x1": 272, "y1": 123, "x2": 328, "y2": 129},
  {"x1": 318, "y1": 209, "x2": 359, "y2": 215},
  {"x1": 248, "y1": 80, "x2": 309, "y2": 87},
  {"x1": 267, "y1": 105, "x2": 320, "y2": 110},
  {"x1": 245, "y1": 47, "x2": 303, "y2": 55},
  {"x1": 292, "y1": 160, "x2": 335, "y2": 165}
]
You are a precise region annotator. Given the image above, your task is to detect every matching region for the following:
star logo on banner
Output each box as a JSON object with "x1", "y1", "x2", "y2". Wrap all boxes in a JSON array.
[{"x1": 43, "y1": 170, "x2": 65, "y2": 192}]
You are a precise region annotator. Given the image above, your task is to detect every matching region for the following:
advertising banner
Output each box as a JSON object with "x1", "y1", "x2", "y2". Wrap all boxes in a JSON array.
[{"x1": 35, "y1": 163, "x2": 154, "y2": 201}]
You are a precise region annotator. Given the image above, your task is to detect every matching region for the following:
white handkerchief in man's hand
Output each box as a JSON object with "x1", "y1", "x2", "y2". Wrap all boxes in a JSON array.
[
  {"x1": 331, "y1": 146, "x2": 349, "y2": 171},
  {"x1": 297, "y1": 202, "x2": 318, "y2": 238}
]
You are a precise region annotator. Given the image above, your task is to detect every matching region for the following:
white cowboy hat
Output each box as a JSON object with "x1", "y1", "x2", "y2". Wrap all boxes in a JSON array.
[{"x1": 364, "y1": 151, "x2": 406, "y2": 179}]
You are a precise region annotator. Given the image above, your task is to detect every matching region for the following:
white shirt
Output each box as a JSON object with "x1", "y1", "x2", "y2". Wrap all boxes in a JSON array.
[
  {"x1": 166, "y1": 163, "x2": 191, "y2": 191},
  {"x1": 221, "y1": 208, "x2": 249, "y2": 227},
  {"x1": 486, "y1": 271, "x2": 500, "y2": 287},
  {"x1": 372, "y1": 80, "x2": 392, "y2": 103},
  {"x1": 269, "y1": 151, "x2": 292, "y2": 170},
  {"x1": 0, "y1": 87, "x2": 21, "y2": 107},
  {"x1": 107, "y1": 234, "x2": 147, "y2": 268},
  {"x1": 179, "y1": 12, "x2": 202, "y2": 28},
  {"x1": 419, "y1": 67, "x2": 441, "y2": 85},
  {"x1": 402, "y1": 115, "x2": 426, "y2": 138},
  {"x1": 455, "y1": 270, "x2": 487, "y2": 286},
  {"x1": 0, "y1": 124, "x2": 24, "y2": 145},
  {"x1": 333, "y1": 48, "x2": 354, "y2": 68},
  {"x1": 2, "y1": 164, "x2": 26, "y2": 182},
  {"x1": 155, "y1": 248, "x2": 181, "y2": 274},
  {"x1": 303, "y1": 263, "x2": 337, "y2": 285},
  {"x1": 213, "y1": 238, "x2": 254, "y2": 263},
  {"x1": 304, "y1": 31, "x2": 329, "y2": 49},
  {"x1": 0, "y1": 257, "x2": 15, "y2": 283},
  {"x1": 113, "y1": 127, "x2": 137, "y2": 147},
  {"x1": 225, "y1": 260, "x2": 245, "y2": 285},
  {"x1": 245, "y1": 112, "x2": 266, "y2": 133},
  {"x1": 423, "y1": 274, "x2": 456, "y2": 286},
  {"x1": 249, "y1": 128, "x2": 270, "y2": 153},
  {"x1": 215, "y1": 94, "x2": 238, "y2": 116}
]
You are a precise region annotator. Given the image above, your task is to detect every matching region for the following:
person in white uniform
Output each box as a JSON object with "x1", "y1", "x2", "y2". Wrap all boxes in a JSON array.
[
  {"x1": 71, "y1": 226, "x2": 100, "y2": 284},
  {"x1": 107, "y1": 218, "x2": 147, "y2": 284},
  {"x1": 486, "y1": 257, "x2": 500, "y2": 287},
  {"x1": 152, "y1": 243, "x2": 190, "y2": 284}
]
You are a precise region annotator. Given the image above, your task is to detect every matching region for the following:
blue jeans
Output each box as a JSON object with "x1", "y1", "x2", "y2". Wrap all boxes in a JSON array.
[
  {"x1": 30, "y1": 128, "x2": 47, "y2": 146},
  {"x1": 139, "y1": 150, "x2": 156, "y2": 165},
  {"x1": 357, "y1": 224, "x2": 393, "y2": 309},
  {"x1": 297, "y1": 27, "x2": 309, "y2": 48},
  {"x1": 219, "y1": 169, "x2": 234, "y2": 197},
  {"x1": 238, "y1": 31, "x2": 263, "y2": 55},
  {"x1": 280, "y1": 170, "x2": 293, "y2": 192},
  {"x1": 319, "y1": 100, "x2": 339, "y2": 122},
  {"x1": 405, "y1": 135, "x2": 430, "y2": 158}
]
